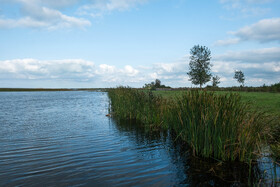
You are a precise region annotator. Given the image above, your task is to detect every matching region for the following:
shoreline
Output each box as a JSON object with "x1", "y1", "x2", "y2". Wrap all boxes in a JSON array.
[{"x1": 0, "y1": 88, "x2": 106, "y2": 92}]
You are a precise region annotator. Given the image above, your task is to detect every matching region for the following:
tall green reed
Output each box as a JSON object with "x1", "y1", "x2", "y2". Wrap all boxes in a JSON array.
[
  {"x1": 108, "y1": 87, "x2": 267, "y2": 163},
  {"x1": 108, "y1": 87, "x2": 168, "y2": 128},
  {"x1": 170, "y1": 91, "x2": 266, "y2": 162}
]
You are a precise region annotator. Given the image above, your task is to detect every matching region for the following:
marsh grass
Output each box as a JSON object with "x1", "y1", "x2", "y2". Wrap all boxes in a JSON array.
[
  {"x1": 108, "y1": 86, "x2": 168, "y2": 129},
  {"x1": 271, "y1": 143, "x2": 280, "y2": 160},
  {"x1": 171, "y1": 91, "x2": 267, "y2": 162},
  {"x1": 270, "y1": 119, "x2": 280, "y2": 160},
  {"x1": 108, "y1": 87, "x2": 268, "y2": 163}
]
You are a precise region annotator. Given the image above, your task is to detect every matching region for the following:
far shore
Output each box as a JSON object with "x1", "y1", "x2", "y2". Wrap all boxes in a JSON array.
[{"x1": 0, "y1": 88, "x2": 106, "y2": 92}]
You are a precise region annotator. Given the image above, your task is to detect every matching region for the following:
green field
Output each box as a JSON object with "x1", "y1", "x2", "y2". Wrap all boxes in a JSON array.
[
  {"x1": 236, "y1": 92, "x2": 280, "y2": 115},
  {"x1": 153, "y1": 90, "x2": 280, "y2": 116}
]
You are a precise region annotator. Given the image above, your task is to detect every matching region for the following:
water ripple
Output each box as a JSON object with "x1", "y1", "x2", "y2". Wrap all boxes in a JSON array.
[{"x1": 0, "y1": 91, "x2": 182, "y2": 186}]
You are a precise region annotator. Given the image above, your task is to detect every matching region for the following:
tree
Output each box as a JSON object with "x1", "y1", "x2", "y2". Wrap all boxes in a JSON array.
[
  {"x1": 143, "y1": 79, "x2": 171, "y2": 90},
  {"x1": 155, "y1": 79, "x2": 161, "y2": 88},
  {"x1": 143, "y1": 81, "x2": 155, "y2": 90},
  {"x1": 187, "y1": 45, "x2": 212, "y2": 88},
  {"x1": 212, "y1": 75, "x2": 220, "y2": 87},
  {"x1": 234, "y1": 70, "x2": 245, "y2": 87}
]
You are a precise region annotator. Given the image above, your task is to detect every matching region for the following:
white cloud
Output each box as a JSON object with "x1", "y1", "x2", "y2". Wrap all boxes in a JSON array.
[
  {"x1": 0, "y1": 59, "x2": 96, "y2": 80},
  {"x1": 0, "y1": 1, "x2": 91, "y2": 29},
  {"x1": 0, "y1": 15, "x2": 91, "y2": 30},
  {"x1": 220, "y1": 0, "x2": 273, "y2": 4},
  {"x1": 165, "y1": 47, "x2": 280, "y2": 86},
  {"x1": 220, "y1": 0, "x2": 272, "y2": 17},
  {"x1": 216, "y1": 18, "x2": 280, "y2": 45},
  {"x1": 232, "y1": 18, "x2": 280, "y2": 42},
  {"x1": 153, "y1": 62, "x2": 186, "y2": 75},
  {"x1": 215, "y1": 47, "x2": 280, "y2": 62},
  {"x1": 27, "y1": 0, "x2": 79, "y2": 8},
  {"x1": 147, "y1": 62, "x2": 189, "y2": 85},
  {"x1": 95, "y1": 64, "x2": 139, "y2": 83},
  {"x1": 251, "y1": 0, "x2": 273, "y2": 2},
  {"x1": 97, "y1": 64, "x2": 117, "y2": 75},
  {"x1": 79, "y1": 0, "x2": 147, "y2": 12},
  {"x1": 214, "y1": 38, "x2": 240, "y2": 46},
  {"x1": 106, "y1": 0, "x2": 147, "y2": 11},
  {"x1": 1, "y1": 47, "x2": 279, "y2": 88},
  {"x1": 0, "y1": 58, "x2": 185, "y2": 87},
  {"x1": 77, "y1": 0, "x2": 148, "y2": 18},
  {"x1": 212, "y1": 48, "x2": 280, "y2": 85},
  {"x1": 0, "y1": 59, "x2": 143, "y2": 84},
  {"x1": 0, "y1": 0, "x2": 149, "y2": 29},
  {"x1": 212, "y1": 60, "x2": 280, "y2": 86},
  {"x1": 122, "y1": 65, "x2": 139, "y2": 76},
  {"x1": 0, "y1": 0, "x2": 79, "y2": 8}
]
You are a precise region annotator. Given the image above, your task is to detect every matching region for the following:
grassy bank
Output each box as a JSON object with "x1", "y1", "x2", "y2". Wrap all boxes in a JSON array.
[
  {"x1": 154, "y1": 90, "x2": 280, "y2": 160},
  {"x1": 108, "y1": 87, "x2": 271, "y2": 164},
  {"x1": 152, "y1": 90, "x2": 280, "y2": 115}
]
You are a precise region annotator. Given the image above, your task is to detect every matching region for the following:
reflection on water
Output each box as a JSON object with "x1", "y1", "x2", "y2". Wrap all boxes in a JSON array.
[{"x1": 0, "y1": 91, "x2": 279, "y2": 186}]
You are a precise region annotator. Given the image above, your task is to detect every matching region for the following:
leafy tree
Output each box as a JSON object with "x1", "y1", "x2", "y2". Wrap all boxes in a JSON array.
[
  {"x1": 144, "y1": 82, "x2": 155, "y2": 90},
  {"x1": 143, "y1": 79, "x2": 171, "y2": 90},
  {"x1": 212, "y1": 75, "x2": 220, "y2": 87},
  {"x1": 187, "y1": 45, "x2": 212, "y2": 88},
  {"x1": 155, "y1": 79, "x2": 161, "y2": 88},
  {"x1": 234, "y1": 70, "x2": 245, "y2": 87}
]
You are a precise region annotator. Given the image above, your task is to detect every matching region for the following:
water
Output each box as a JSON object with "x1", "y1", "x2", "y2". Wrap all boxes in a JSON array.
[{"x1": 0, "y1": 91, "x2": 279, "y2": 186}]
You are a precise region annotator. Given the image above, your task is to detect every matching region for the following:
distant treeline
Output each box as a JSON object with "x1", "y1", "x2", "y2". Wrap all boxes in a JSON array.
[
  {"x1": 206, "y1": 82, "x2": 280, "y2": 92},
  {"x1": 1, "y1": 82, "x2": 279, "y2": 92},
  {"x1": 168, "y1": 82, "x2": 280, "y2": 93},
  {"x1": 0, "y1": 88, "x2": 106, "y2": 92}
]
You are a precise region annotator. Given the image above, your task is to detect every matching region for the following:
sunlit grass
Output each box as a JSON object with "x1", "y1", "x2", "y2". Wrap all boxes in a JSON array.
[{"x1": 153, "y1": 90, "x2": 280, "y2": 115}]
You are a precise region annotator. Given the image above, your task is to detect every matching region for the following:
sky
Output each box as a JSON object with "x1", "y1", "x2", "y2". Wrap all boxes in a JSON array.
[{"x1": 0, "y1": 0, "x2": 279, "y2": 88}]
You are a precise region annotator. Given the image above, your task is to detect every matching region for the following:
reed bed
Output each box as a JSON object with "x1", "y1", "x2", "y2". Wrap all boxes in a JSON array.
[
  {"x1": 108, "y1": 86, "x2": 168, "y2": 128},
  {"x1": 108, "y1": 87, "x2": 268, "y2": 163},
  {"x1": 271, "y1": 143, "x2": 280, "y2": 160},
  {"x1": 270, "y1": 119, "x2": 280, "y2": 159},
  {"x1": 170, "y1": 91, "x2": 266, "y2": 162}
]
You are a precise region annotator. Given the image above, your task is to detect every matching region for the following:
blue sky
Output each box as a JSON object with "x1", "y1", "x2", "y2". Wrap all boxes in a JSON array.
[{"x1": 0, "y1": 0, "x2": 279, "y2": 88}]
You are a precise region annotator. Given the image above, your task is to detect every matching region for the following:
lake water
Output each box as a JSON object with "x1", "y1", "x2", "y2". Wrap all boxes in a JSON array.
[{"x1": 0, "y1": 91, "x2": 279, "y2": 186}]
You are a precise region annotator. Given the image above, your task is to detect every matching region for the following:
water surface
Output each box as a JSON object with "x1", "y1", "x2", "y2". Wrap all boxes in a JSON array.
[{"x1": 0, "y1": 91, "x2": 278, "y2": 186}]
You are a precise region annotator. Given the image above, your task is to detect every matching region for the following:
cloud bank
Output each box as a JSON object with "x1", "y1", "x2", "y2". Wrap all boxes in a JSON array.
[
  {"x1": 220, "y1": 0, "x2": 272, "y2": 18},
  {"x1": 1, "y1": 47, "x2": 279, "y2": 87},
  {"x1": 0, "y1": 0, "x2": 91, "y2": 29},
  {"x1": 0, "y1": 59, "x2": 143, "y2": 87},
  {"x1": 215, "y1": 17, "x2": 280, "y2": 46},
  {"x1": 0, "y1": 0, "x2": 148, "y2": 29}
]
